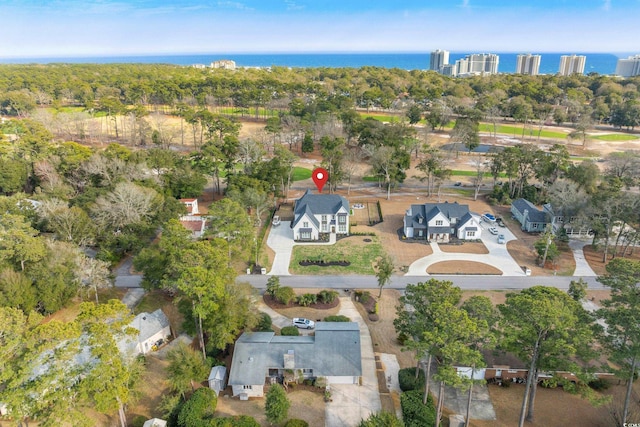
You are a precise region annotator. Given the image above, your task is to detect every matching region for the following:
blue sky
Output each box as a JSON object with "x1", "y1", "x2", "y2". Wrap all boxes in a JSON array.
[{"x1": 1, "y1": 0, "x2": 639, "y2": 57}]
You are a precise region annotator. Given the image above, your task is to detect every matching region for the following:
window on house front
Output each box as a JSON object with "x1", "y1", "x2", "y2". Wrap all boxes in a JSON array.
[
  {"x1": 303, "y1": 222, "x2": 308, "y2": 228},
  {"x1": 338, "y1": 224, "x2": 346, "y2": 233},
  {"x1": 533, "y1": 223, "x2": 538, "y2": 229},
  {"x1": 436, "y1": 220, "x2": 443, "y2": 226},
  {"x1": 243, "y1": 385, "x2": 252, "y2": 390},
  {"x1": 321, "y1": 215, "x2": 327, "y2": 222},
  {"x1": 301, "y1": 231, "x2": 311, "y2": 239},
  {"x1": 467, "y1": 231, "x2": 476, "y2": 237},
  {"x1": 338, "y1": 215, "x2": 346, "y2": 224}
]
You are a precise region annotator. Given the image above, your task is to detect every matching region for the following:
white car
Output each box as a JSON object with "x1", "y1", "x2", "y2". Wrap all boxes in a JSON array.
[
  {"x1": 488, "y1": 227, "x2": 499, "y2": 235},
  {"x1": 497, "y1": 234, "x2": 506, "y2": 244},
  {"x1": 272, "y1": 215, "x2": 281, "y2": 226},
  {"x1": 292, "y1": 317, "x2": 315, "y2": 329}
]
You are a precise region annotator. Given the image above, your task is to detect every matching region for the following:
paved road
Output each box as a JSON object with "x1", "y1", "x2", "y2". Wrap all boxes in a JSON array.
[{"x1": 238, "y1": 274, "x2": 605, "y2": 291}]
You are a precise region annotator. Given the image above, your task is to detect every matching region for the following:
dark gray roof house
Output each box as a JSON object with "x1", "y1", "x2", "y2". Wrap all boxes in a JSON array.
[
  {"x1": 511, "y1": 198, "x2": 548, "y2": 232},
  {"x1": 403, "y1": 201, "x2": 482, "y2": 241},
  {"x1": 228, "y1": 322, "x2": 362, "y2": 397},
  {"x1": 291, "y1": 189, "x2": 350, "y2": 240}
]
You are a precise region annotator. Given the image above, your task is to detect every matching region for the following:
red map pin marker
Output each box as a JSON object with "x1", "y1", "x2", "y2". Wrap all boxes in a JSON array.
[{"x1": 312, "y1": 167, "x2": 329, "y2": 193}]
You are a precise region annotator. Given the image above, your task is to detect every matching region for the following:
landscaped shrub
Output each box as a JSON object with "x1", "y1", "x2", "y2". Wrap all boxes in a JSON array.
[
  {"x1": 265, "y1": 384, "x2": 290, "y2": 425},
  {"x1": 317, "y1": 289, "x2": 339, "y2": 304},
  {"x1": 358, "y1": 411, "x2": 404, "y2": 427},
  {"x1": 400, "y1": 390, "x2": 436, "y2": 427},
  {"x1": 324, "y1": 315, "x2": 350, "y2": 322},
  {"x1": 266, "y1": 276, "x2": 281, "y2": 297},
  {"x1": 281, "y1": 326, "x2": 300, "y2": 336},
  {"x1": 209, "y1": 415, "x2": 260, "y2": 426},
  {"x1": 398, "y1": 367, "x2": 425, "y2": 392},
  {"x1": 177, "y1": 387, "x2": 217, "y2": 427},
  {"x1": 284, "y1": 419, "x2": 309, "y2": 427},
  {"x1": 275, "y1": 286, "x2": 296, "y2": 305},
  {"x1": 588, "y1": 377, "x2": 611, "y2": 391},
  {"x1": 131, "y1": 415, "x2": 147, "y2": 427},
  {"x1": 256, "y1": 312, "x2": 273, "y2": 331},
  {"x1": 297, "y1": 293, "x2": 317, "y2": 307},
  {"x1": 356, "y1": 291, "x2": 371, "y2": 304},
  {"x1": 397, "y1": 331, "x2": 409, "y2": 345}
]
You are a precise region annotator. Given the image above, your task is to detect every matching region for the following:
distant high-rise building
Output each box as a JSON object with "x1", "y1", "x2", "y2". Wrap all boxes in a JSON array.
[
  {"x1": 430, "y1": 49, "x2": 449, "y2": 72},
  {"x1": 558, "y1": 55, "x2": 586, "y2": 76},
  {"x1": 454, "y1": 53, "x2": 499, "y2": 76},
  {"x1": 516, "y1": 54, "x2": 541, "y2": 75},
  {"x1": 615, "y1": 55, "x2": 640, "y2": 77}
]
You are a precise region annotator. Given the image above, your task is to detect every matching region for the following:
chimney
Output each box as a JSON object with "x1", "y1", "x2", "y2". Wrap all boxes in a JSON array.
[{"x1": 284, "y1": 350, "x2": 295, "y2": 369}]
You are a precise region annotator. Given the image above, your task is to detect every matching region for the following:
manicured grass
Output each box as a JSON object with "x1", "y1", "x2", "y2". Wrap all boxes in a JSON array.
[
  {"x1": 479, "y1": 123, "x2": 568, "y2": 139},
  {"x1": 359, "y1": 113, "x2": 402, "y2": 122},
  {"x1": 292, "y1": 166, "x2": 312, "y2": 181},
  {"x1": 590, "y1": 133, "x2": 639, "y2": 141},
  {"x1": 290, "y1": 236, "x2": 385, "y2": 275},
  {"x1": 362, "y1": 176, "x2": 379, "y2": 182},
  {"x1": 45, "y1": 106, "x2": 85, "y2": 113}
]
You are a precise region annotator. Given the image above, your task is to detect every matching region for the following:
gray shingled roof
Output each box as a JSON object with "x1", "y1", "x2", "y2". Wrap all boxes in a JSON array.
[
  {"x1": 405, "y1": 202, "x2": 471, "y2": 226},
  {"x1": 131, "y1": 309, "x2": 170, "y2": 342},
  {"x1": 292, "y1": 190, "x2": 349, "y2": 228},
  {"x1": 228, "y1": 323, "x2": 362, "y2": 386},
  {"x1": 512, "y1": 199, "x2": 548, "y2": 224}
]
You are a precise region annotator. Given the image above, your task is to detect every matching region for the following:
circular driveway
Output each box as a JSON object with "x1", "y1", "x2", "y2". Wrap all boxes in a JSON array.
[{"x1": 406, "y1": 215, "x2": 525, "y2": 276}]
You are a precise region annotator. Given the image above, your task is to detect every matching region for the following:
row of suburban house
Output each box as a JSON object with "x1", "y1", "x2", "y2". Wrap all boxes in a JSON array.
[{"x1": 511, "y1": 198, "x2": 593, "y2": 236}]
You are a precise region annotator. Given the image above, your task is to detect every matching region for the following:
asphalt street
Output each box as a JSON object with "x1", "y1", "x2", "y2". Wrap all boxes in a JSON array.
[{"x1": 237, "y1": 274, "x2": 605, "y2": 291}]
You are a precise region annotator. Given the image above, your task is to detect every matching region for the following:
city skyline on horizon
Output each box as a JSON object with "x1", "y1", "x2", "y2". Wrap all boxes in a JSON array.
[{"x1": 1, "y1": 1, "x2": 639, "y2": 58}]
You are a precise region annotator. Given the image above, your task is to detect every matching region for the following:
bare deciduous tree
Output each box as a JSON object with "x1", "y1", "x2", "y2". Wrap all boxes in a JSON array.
[{"x1": 92, "y1": 182, "x2": 161, "y2": 230}]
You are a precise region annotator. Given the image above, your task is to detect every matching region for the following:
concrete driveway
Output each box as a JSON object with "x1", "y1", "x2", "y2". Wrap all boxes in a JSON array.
[
  {"x1": 255, "y1": 295, "x2": 382, "y2": 426},
  {"x1": 266, "y1": 221, "x2": 337, "y2": 276},
  {"x1": 406, "y1": 215, "x2": 525, "y2": 276},
  {"x1": 266, "y1": 221, "x2": 295, "y2": 275},
  {"x1": 325, "y1": 297, "x2": 381, "y2": 427}
]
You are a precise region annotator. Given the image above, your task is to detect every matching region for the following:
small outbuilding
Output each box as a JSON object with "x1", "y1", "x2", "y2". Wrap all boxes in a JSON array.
[
  {"x1": 208, "y1": 365, "x2": 227, "y2": 395},
  {"x1": 143, "y1": 418, "x2": 167, "y2": 427}
]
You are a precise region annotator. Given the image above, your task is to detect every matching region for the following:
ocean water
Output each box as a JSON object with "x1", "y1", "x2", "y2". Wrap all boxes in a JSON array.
[{"x1": 0, "y1": 52, "x2": 625, "y2": 75}]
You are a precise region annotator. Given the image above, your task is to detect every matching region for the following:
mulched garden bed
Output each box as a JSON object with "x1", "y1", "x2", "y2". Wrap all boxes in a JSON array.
[
  {"x1": 298, "y1": 260, "x2": 351, "y2": 267},
  {"x1": 354, "y1": 290, "x2": 379, "y2": 321},
  {"x1": 263, "y1": 294, "x2": 340, "y2": 310}
]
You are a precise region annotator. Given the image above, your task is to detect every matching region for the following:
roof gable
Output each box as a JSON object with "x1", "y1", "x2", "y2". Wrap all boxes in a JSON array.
[
  {"x1": 229, "y1": 323, "x2": 362, "y2": 386},
  {"x1": 294, "y1": 189, "x2": 349, "y2": 217}
]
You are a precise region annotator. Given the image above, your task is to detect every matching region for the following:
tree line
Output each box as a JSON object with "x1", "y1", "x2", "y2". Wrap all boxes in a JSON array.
[{"x1": 395, "y1": 269, "x2": 640, "y2": 427}]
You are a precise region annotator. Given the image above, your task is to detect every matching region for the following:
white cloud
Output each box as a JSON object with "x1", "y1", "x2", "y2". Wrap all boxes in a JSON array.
[{"x1": 217, "y1": 1, "x2": 254, "y2": 11}]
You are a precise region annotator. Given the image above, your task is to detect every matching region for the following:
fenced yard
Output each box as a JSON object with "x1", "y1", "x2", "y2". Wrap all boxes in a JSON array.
[{"x1": 351, "y1": 201, "x2": 382, "y2": 226}]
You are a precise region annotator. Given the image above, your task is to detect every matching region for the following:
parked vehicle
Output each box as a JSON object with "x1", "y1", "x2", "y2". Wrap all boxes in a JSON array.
[
  {"x1": 497, "y1": 234, "x2": 505, "y2": 244},
  {"x1": 488, "y1": 227, "x2": 499, "y2": 235},
  {"x1": 496, "y1": 218, "x2": 506, "y2": 227},
  {"x1": 272, "y1": 215, "x2": 281, "y2": 226},
  {"x1": 293, "y1": 317, "x2": 315, "y2": 329},
  {"x1": 482, "y1": 213, "x2": 496, "y2": 222},
  {"x1": 454, "y1": 182, "x2": 462, "y2": 186}
]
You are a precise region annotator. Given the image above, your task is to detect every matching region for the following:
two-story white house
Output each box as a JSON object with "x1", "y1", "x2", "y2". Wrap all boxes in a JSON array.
[
  {"x1": 403, "y1": 201, "x2": 481, "y2": 242},
  {"x1": 291, "y1": 190, "x2": 350, "y2": 241}
]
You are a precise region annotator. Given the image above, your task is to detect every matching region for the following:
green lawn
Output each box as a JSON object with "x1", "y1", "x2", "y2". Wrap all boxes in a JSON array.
[
  {"x1": 359, "y1": 113, "x2": 402, "y2": 122},
  {"x1": 362, "y1": 176, "x2": 379, "y2": 182},
  {"x1": 292, "y1": 167, "x2": 312, "y2": 181},
  {"x1": 479, "y1": 123, "x2": 568, "y2": 139},
  {"x1": 590, "y1": 133, "x2": 639, "y2": 141},
  {"x1": 290, "y1": 236, "x2": 384, "y2": 275}
]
